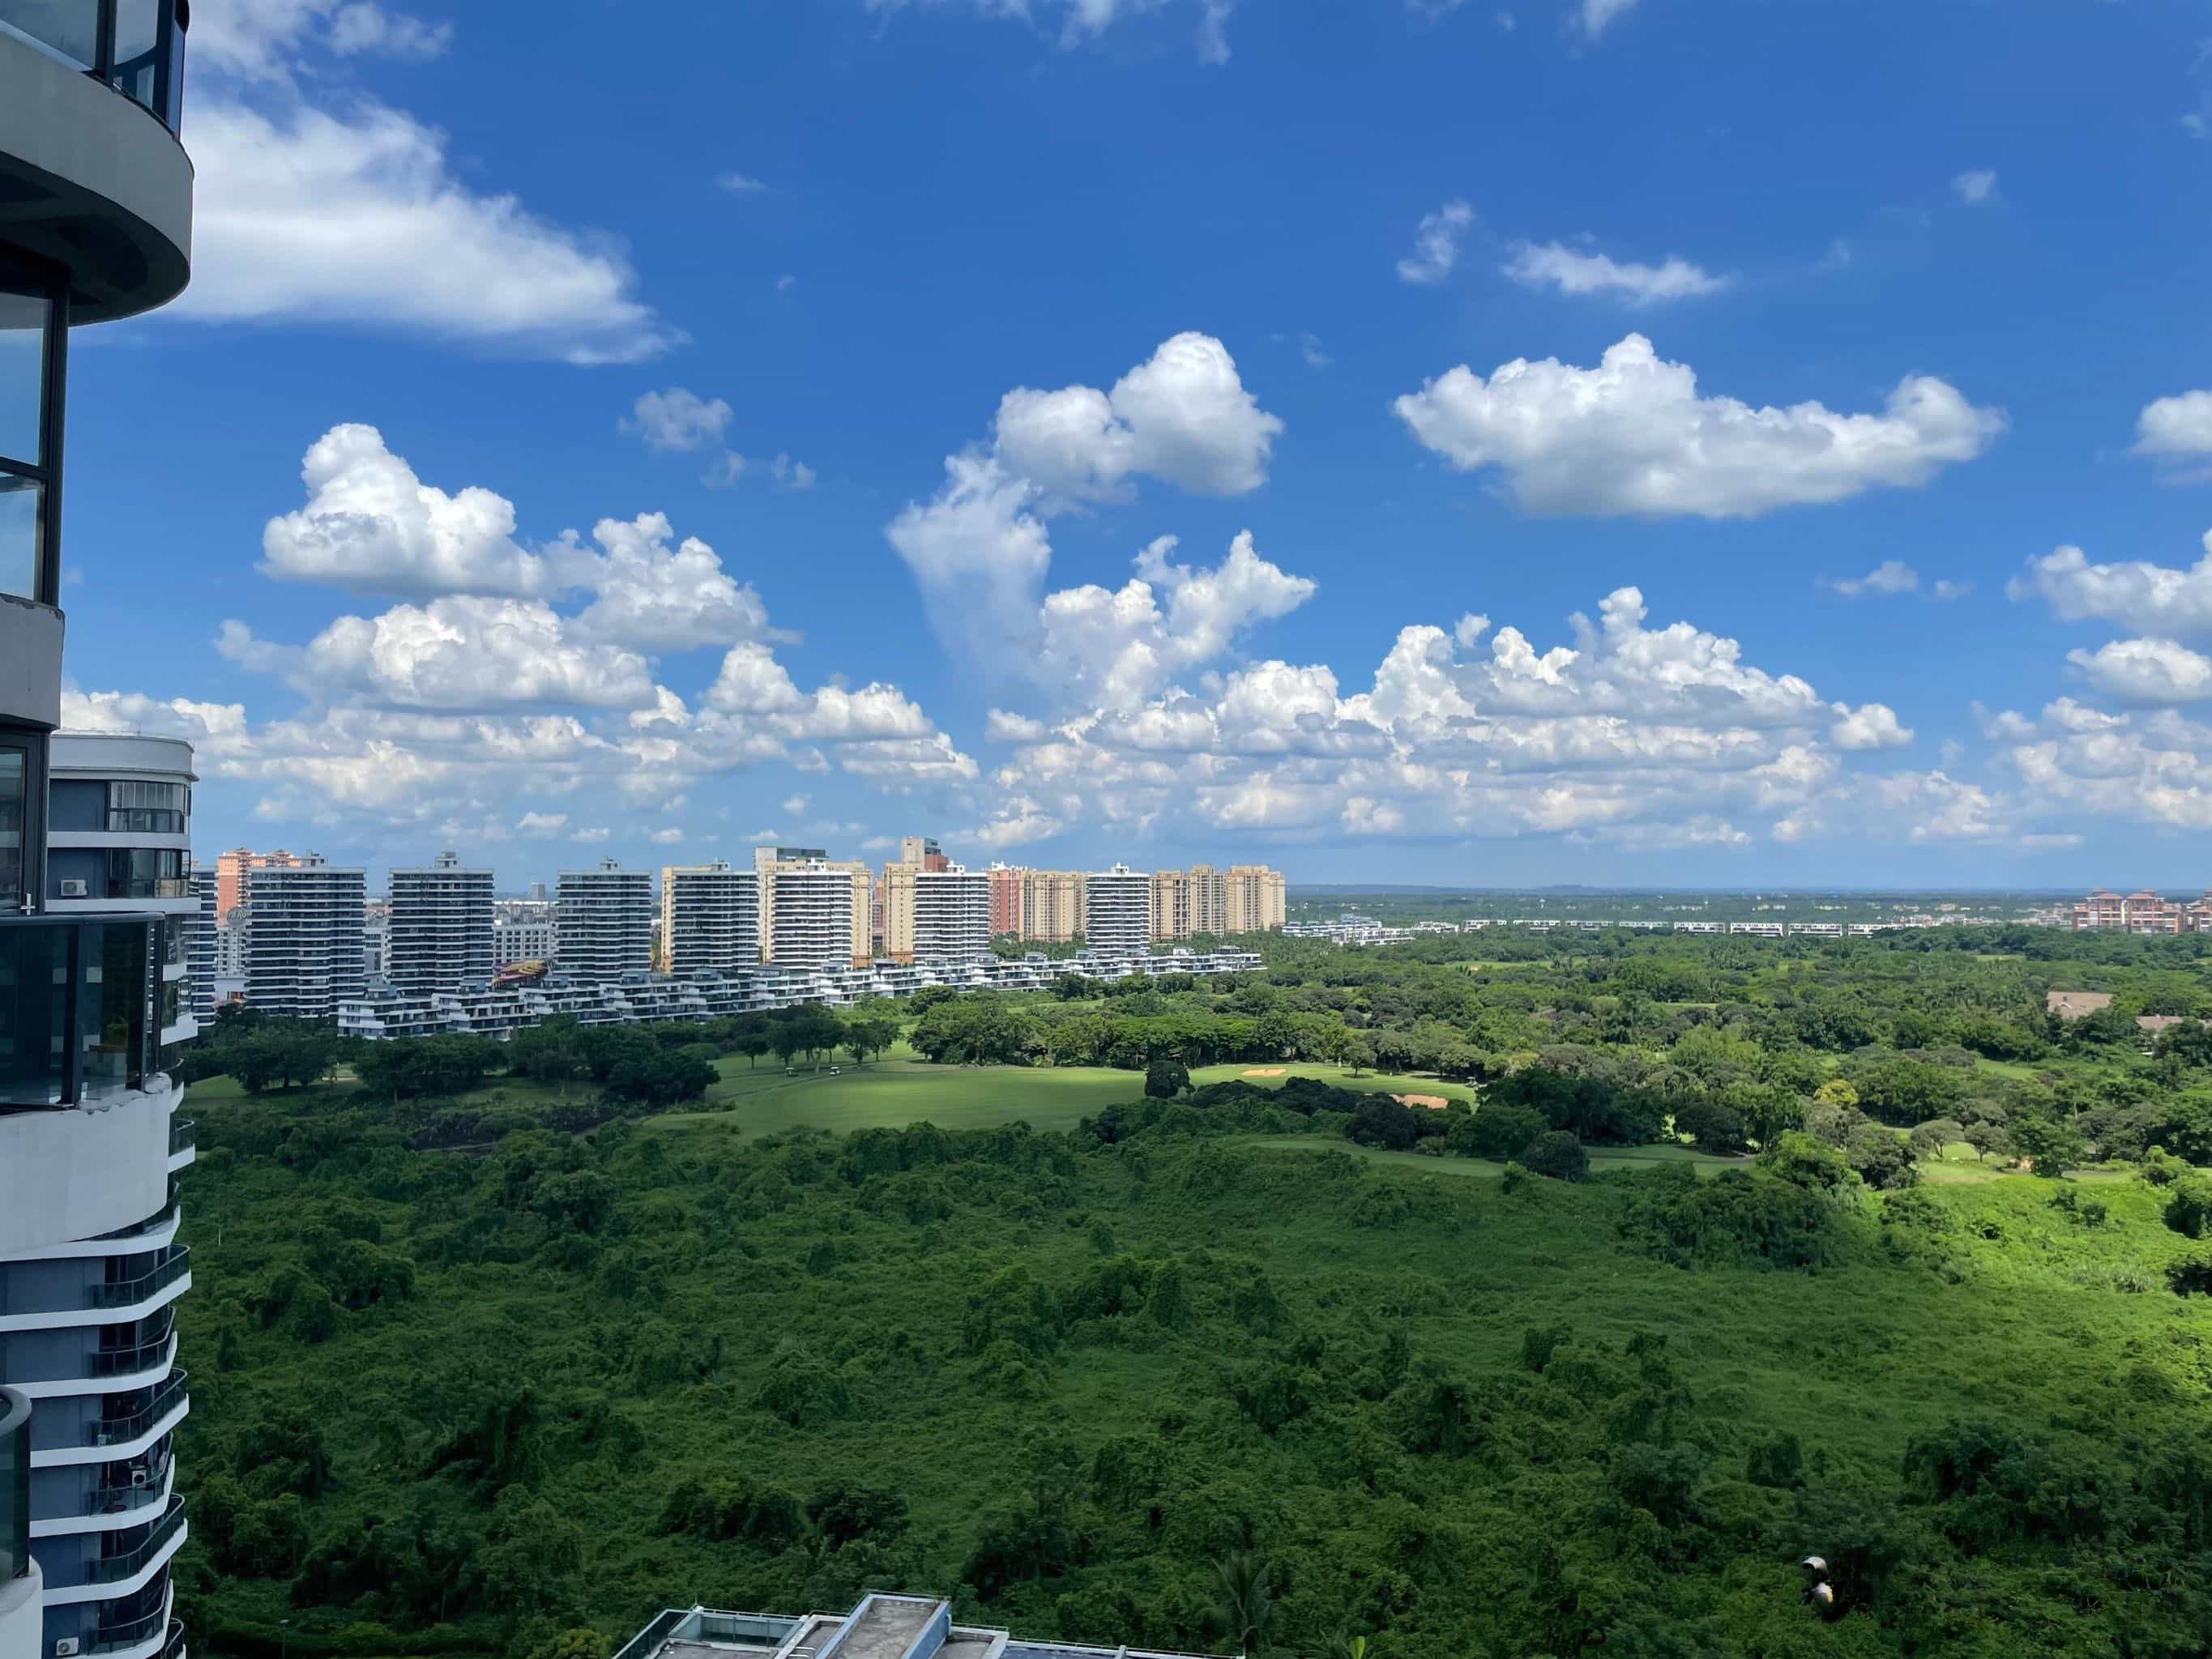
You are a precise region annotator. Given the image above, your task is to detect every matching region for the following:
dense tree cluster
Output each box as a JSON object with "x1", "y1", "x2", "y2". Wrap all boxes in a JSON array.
[
  {"x1": 164, "y1": 924, "x2": 2212, "y2": 1657},
  {"x1": 172, "y1": 1059, "x2": 2212, "y2": 1659}
]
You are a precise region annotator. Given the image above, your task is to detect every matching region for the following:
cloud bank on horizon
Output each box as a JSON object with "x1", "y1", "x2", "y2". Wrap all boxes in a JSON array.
[{"x1": 62, "y1": 0, "x2": 2212, "y2": 881}]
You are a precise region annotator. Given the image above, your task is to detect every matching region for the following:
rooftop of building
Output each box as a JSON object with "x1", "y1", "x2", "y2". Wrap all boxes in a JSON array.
[{"x1": 617, "y1": 1597, "x2": 1228, "y2": 1659}]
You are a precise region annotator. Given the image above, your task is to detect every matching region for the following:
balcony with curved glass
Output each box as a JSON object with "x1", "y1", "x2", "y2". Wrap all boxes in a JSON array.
[
  {"x1": 88, "y1": 1601, "x2": 180, "y2": 1659},
  {"x1": 86, "y1": 1370, "x2": 184, "y2": 1451},
  {"x1": 0, "y1": 914, "x2": 160, "y2": 1109},
  {"x1": 0, "y1": 3, "x2": 187, "y2": 134},
  {"x1": 88, "y1": 1249, "x2": 188, "y2": 1313},
  {"x1": 0, "y1": 261, "x2": 60, "y2": 607},
  {"x1": 2, "y1": 1386, "x2": 28, "y2": 1584},
  {"x1": 83, "y1": 1495, "x2": 181, "y2": 1584}
]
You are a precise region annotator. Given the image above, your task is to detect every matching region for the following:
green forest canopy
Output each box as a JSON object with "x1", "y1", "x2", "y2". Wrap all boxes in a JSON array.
[{"x1": 171, "y1": 926, "x2": 2212, "y2": 1659}]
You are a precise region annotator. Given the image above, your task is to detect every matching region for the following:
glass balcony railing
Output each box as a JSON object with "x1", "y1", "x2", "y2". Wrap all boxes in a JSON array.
[
  {"x1": 89, "y1": 1461, "x2": 169, "y2": 1520},
  {"x1": 0, "y1": 2, "x2": 190, "y2": 134},
  {"x1": 0, "y1": 913, "x2": 161, "y2": 1109},
  {"x1": 166, "y1": 1118, "x2": 192, "y2": 1157},
  {"x1": 86, "y1": 1495, "x2": 182, "y2": 1582},
  {"x1": 89, "y1": 1614, "x2": 183, "y2": 1659},
  {"x1": 88, "y1": 1370, "x2": 186, "y2": 1448},
  {"x1": 92, "y1": 1324, "x2": 176, "y2": 1377},
  {"x1": 2, "y1": 1386, "x2": 28, "y2": 1584},
  {"x1": 89, "y1": 1247, "x2": 188, "y2": 1311}
]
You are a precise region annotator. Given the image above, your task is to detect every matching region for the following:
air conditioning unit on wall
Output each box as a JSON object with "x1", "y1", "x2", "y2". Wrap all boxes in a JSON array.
[
  {"x1": 59, "y1": 879, "x2": 87, "y2": 897},
  {"x1": 57, "y1": 1640, "x2": 83, "y2": 1657}
]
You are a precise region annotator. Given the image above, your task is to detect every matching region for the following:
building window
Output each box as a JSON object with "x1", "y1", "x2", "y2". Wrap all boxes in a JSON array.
[
  {"x1": 107, "y1": 780, "x2": 189, "y2": 834},
  {"x1": 0, "y1": 746, "x2": 23, "y2": 907},
  {"x1": 0, "y1": 1, "x2": 191, "y2": 132},
  {"x1": 0, "y1": 263, "x2": 62, "y2": 605},
  {"x1": 105, "y1": 848, "x2": 190, "y2": 900}
]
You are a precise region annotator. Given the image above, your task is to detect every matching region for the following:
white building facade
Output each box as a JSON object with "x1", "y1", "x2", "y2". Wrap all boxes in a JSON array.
[
  {"x1": 556, "y1": 859, "x2": 654, "y2": 983},
  {"x1": 661, "y1": 862, "x2": 762, "y2": 975},
  {"x1": 385, "y1": 851, "x2": 494, "y2": 996},
  {"x1": 909, "y1": 864, "x2": 992, "y2": 962},
  {"x1": 1085, "y1": 863, "x2": 1152, "y2": 956},
  {"x1": 242, "y1": 858, "x2": 368, "y2": 1021},
  {"x1": 758, "y1": 850, "x2": 870, "y2": 969},
  {"x1": 491, "y1": 918, "x2": 557, "y2": 967}
]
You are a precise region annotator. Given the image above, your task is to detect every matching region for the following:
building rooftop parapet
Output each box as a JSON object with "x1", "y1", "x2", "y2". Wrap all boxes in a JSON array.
[{"x1": 618, "y1": 1599, "x2": 1228, "y2": 1659}]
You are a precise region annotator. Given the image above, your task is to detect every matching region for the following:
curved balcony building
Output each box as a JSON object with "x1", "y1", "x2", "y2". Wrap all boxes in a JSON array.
[
  {"x1": 46, "y1": 735, "x2": 199, "y2": 1056},
  {"x1": 2, "y1": 1388, "x2": 38, "y2": 1659},
  {"x1": 1, "y1": 11, "x2": 196, "y2": 1659}
]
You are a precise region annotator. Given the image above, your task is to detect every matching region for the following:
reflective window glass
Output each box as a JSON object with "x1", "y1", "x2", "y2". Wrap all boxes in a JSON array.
[
  {"x1": 0, "y1": 748, "x2": 23, "y2": 905},
  {"x1": 108, "y1": 781, "x2": 190, "y2": 834},
  {"x1": 0, "y1": 919, "x2": 69, "y2": 1107},
  {"x1": 0, "y1": 477, "x2": 36, "y2": 600},
  {"x1": 164, "y1": 8, "x2": 185, "y2": 131},
  {"x1": 109, "y1": 0, "x2": 160, "y2": 107},
  {"x1": 0, "y1": 2, "x2": 100, "y2": 69},
  {"x1": 0, "y1": 288, "x2": 45, "y2": 467}
]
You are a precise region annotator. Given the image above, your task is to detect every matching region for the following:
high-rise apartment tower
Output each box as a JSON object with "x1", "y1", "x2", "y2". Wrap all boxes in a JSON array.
[
  {"x1": 386, "y1": 851, "x2": 495, "y2": 996},
  {"x1": 660, "y1": 861, "x2": 762, "y2": 975},
  {"x1": 1085, "y1": 863, "x2": 1153, "y2": 956},
  {"x1": 556, "y1": 859, "x2": 655, "y2": 983},
  {"x1": 242, "y1": 857, "x2": 369, "y2": 1021},
  {"x1": 755, "y1": 847, "x2": 871, "y2": 967},
  {"x1": 0, "y1": 14, "x2": 199, "y2": 1659}
]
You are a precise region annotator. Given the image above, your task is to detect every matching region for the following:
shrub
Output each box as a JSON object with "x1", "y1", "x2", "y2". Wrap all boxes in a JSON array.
[
  {"x1": 1521, "y1": 1131, "x2": 1590, "y2": 1183},
  {"x1": 2162, "y1": 1172, "x2": 2212, "y2": 1239},
  {"x1": 1450, "y1": 1102, "x2": 1546, "y2": 1162},
  {"x1": 1621, "y1": 1166, "x2": 1848, "y2": 1271}
]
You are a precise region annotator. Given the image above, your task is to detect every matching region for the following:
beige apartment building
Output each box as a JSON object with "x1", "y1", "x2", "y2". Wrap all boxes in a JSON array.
[
  {"x1": 1149, "y1": 862, "x2": 1282, "y2": 938},
  {"x1": 754, "y1": 846, "x2": 872, "y2": 966},
  {"x1": 1226, "y1": 864, "x2": 1287, "y2": 933},
  {"x1": 881, "y1": 861, "x2": 991, "y2": 962},
  {"x1": 1018, "y1": 868, "x2": 1088, "y2": 943}
]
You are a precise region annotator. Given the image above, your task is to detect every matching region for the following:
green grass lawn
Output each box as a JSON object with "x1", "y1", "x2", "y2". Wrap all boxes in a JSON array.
[
  {"x1": 1971, "y1": 1057, "x2": 2052, "y2": 1081},
  {"x1": 1186, "y1": 1060, "x2": 1475, "y2": 1102},
  {"x1": 1235, "y1": 1132, "x2": 1749, "y2": 1181},
  {"x1": 651, "y1": 1057, "x2": 1150, "y2": 1141},
  {"x1": 648, "y1": 1059, "x2": 1477, "y2": 1144}
]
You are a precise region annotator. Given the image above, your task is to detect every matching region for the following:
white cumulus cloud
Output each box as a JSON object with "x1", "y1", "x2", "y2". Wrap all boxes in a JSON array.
[
  {"x1": 565, "y1": 514, "x2": 778, "y2": 652},
  {"x1": 2066, "y1": 638, "x2": 2212, "y2": 705},
  {"x1": 888, "y1": 333, "x2": 1281, "y2": 666},
  {"x1": 1952, "y1": 168, "x2": 1997, "y2": 204},
  {"x1": 260, "y1": 424, "x2": 570, "y2": 597},
  {"x1": 1394, "y1": 333, "x2": 2003, "y2": 518},
  {"x1": 2009, "y1": 536, "x2": 2212, "y2": 638},
  {"x1": 993, "y1": 332, "x2": 1283, "y2": 501},
  {"x1": 174, "y1": 99, "x2": 675, "y2": 364},
  {"x1": 626, "y1": 389, "x2": 732, "y2": 453},
  {"x1": 2134, "y1": 390, "x2": 2212, "y2": 481},
  {"x1": 1502, "y1": 241, "x2": 1729, "y2": 305},
  {"x1": 1824, "y1": 560, "x2": 1922, "y2": 598},
  {"x1": 1396, "y1": 198, "x2": 1475, "y2": 285},
  {"x1": 1035, "y1": 531, "x2": 1318, "y2": 710},
  {"x1": 218, "y1": 598, "x2": 660, "y2": 711},
  {"x1": 1830, "y1": 702, "x2": 1914, "y2": 750},
  {"x1": 864, "y1": 0, "x2": 1236, "y2": 62}
]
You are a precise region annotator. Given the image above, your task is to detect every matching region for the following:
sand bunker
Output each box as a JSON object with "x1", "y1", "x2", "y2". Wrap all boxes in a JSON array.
[
  {"x1": 1242, "y1": 1067, "x2": 1287, "y2": 1077},
  {"x1": 1394, "y1": 1093, "x2": 1451, "y2": 1110}
]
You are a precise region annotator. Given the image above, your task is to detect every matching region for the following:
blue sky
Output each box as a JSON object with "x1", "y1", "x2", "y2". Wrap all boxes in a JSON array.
[{"x1": 54, "y1": 0, "x2": 2212, "y2": 889}]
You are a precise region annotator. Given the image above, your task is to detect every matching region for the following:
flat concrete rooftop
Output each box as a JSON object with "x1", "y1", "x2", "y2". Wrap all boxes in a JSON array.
[{"x1": 617, "y1": 1597, "x2": 1231, "y2": 1659}]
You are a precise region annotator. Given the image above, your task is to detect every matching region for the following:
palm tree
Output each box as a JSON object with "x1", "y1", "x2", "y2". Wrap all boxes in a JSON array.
[{"x1": 1211, "y1": 1551, "x2": 1275, "y2": 1657}]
